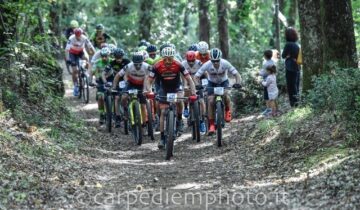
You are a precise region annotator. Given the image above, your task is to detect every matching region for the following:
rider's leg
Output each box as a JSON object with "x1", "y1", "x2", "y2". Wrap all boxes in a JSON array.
[
  {"x1": 207, "y1": 95, "x2": 215, "y2": 133},
  {"x1": 224, "y1": 92, "x2": 232, "y2": 122},
  {"x1": 121, "y1": 94, "x2": 129, "y2": 109}
]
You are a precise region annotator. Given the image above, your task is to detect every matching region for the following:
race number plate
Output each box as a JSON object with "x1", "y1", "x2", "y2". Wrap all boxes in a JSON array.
[
  {"x1": 128, "y1": 89, "x2": 138, "y2": 95},
  {"x1": 166, "y1": 93, "x2": 177, "y2": 102},
  {"x1": 119, "y1": 81, "x2": 126, "y2": 89},
  {"x1": 214, "y1": 87, "x2": 224, "y2": 95},
  {"x1": 201, "y1": 79, "x2": 209, "y2": 86}
]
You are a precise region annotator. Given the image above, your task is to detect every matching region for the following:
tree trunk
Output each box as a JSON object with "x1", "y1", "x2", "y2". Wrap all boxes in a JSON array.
[
  {"x1": 287, "y1": 0, "x2": 297, "y2": 27},
  {"x1": 216, "y1": 0, "x2": 229, "y2": 59},
  {"x1": 113, "y1": 0, "x2": 129, "y2": 15},
  {"x1": 198, "y1": 0, "x2": 210, "y2": 44},
  {"x1": 322, "y1": 0, "x2": 357, "y2": 68},
  {"x1": 183, "y1": 3, "x2": 190, "y2": 36},
  {"x1": 138, "y1": 0, "x2": 154, "y2": 41},
  {"x1": 270, "y1": 0, "x2": 285, "y2": 48},
  {"x1": 298, "y1": 0, "x2": 323, "y2": 92}
]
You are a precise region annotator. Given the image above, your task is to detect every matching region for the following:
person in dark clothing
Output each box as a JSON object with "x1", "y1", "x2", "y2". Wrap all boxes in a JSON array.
[{"x1": 282, "y1": 27, "x2": 301, "y2": 107}]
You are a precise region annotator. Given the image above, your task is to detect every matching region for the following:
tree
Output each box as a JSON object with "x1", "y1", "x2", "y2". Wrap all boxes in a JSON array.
[
  {"x1": 298, "y1": 0, "x2": 323, "y2": 91},
  {"x1": 322, "y1": 0, "x2": 357, "y2": 69},
  {"x1": 198, "y1": 0, "x2": 210, "y2": 43},
  {"x1": 138, "y1": 0, "x2": 154, "y2": 41},
  {"x1": 287, "y1": 0, "x2": 297, "y2": 26},
  {"x1": 216, "y1": 0, "x2": 229, "y2": 59}
]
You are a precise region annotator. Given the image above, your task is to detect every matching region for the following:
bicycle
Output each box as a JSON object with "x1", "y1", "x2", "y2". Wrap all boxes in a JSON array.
[
  {"x1": 122, "y1": 89, "x2": 144, "y2": 145},
  {"x1": 145, "y1": 92, "x2": 156, "y2": 141},
  {"x1": 157, "y1": 93, "x2": 189, "y2": 160},
  {"x1": 206, "y1": 85, "x2": 240, "y2": 147},
  {"x1": 77, "y1": 60, "x2": 90, "y2": 104},
  {"x1": 187, "y1": 92, "x2": 201, "y2": 142}
]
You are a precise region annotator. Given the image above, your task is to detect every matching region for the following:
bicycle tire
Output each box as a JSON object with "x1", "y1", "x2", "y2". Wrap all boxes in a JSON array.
[
  {"x1": 193, "y1": 101, "x2": 201, "y2": 142},
  {"x1": 146, "y1": 101, "x2": 154, "y2": 141},
  {"x1": 132, "y1": 101, "x2": 143, "y2": 145},
  {"x1": 66, "y1": 62, "x2": 72, "y2": 74},
  {"x1": 216, "y1": 101, "x2": 223, "y2": 147},
  {"x1": 83, "y1": 75, "x2": 90, "y2": 104},
  {"x1": 124, "y1": 108, "x2": 129, "y2": 135},
  {"x1": 78, "y1": 76, "x2": 83, "y2": 99},
  {"x1": 106, "y1": 93, "x2": 112, "y2": 133},
  {"x1": 166, "y1": 110, "x2": 175, "y2": 160}
]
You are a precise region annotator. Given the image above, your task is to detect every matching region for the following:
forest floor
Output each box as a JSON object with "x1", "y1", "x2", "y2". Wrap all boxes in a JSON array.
[{"x1": 1, "y1": 62, "x2": 359, "y2": 209}]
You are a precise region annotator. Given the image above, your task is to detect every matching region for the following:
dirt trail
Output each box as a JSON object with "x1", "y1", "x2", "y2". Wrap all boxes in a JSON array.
[{"x1": 57, "y1": 62, "x2": 359, "y2": 210}]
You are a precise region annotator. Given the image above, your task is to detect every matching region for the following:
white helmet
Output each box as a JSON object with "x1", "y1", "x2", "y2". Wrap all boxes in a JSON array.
[
  {"x1": 210, "y1": 48, "x2": 222, "y2": 60},
  {"x1": 108, "y1": 44, "x2": 116, "y2": 53},
  {"x1": 161, "y1": 47, "x2": 175, "y2": 57},
  {"x1": 198, "y1": 41, "x2": 209, "y2": 54}
]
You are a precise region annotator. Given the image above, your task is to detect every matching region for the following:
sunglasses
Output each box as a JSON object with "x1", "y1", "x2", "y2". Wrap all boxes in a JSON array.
[
  {"x1": 134, "y1": 63, "x2": 142, "y2": 68},
  {"x1": 211, "y1": 60, "x2": 220, "y2": 64}
]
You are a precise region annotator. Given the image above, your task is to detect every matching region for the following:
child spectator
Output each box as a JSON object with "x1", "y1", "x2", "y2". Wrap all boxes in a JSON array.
[
  {"x1": 262, "y1": 65, "x2": 279, "y2": 117},
  {"x1": 258, "y1": 50, "x2": 276, "y2": 116}
]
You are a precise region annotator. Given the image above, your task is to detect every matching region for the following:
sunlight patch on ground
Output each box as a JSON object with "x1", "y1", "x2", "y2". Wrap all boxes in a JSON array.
[
  {"x1": 170, "y1": 182, "x2": 212, "y2": 190},
  {"x1": 236, "y1": 115, "x2": 257, "y2": 123},
  {"x1": 174, "y1": 133, "x2": 192, "y2": 144},
  {"x1": 82, "y1": 103, "x2": 98, "y2": 111},
  {"x1": 200, "y1": 154, "x2": 225, "y2": 163},
  {"x1": 188, "y1": 141, "x2": 213, "y2": 150},
  {"x1": 83, "y1": 118, "x2": 98, "y2": 122},
  {"x1": 259, "y1": 127, "x2": 280, "y2": 146},
  {"x1": 233, "y1": 156, "x2": 351, "y2": 189},
  {"x1": 98, "y1": 158, "x2": 174, "y2": 166}
]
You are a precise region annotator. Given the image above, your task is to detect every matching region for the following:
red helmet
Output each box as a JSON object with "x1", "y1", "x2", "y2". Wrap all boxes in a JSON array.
[
  {"x1": 74, "y1": 28, "x2": 83, "y2": 37},
  {"x1": 186, "y1": 51, "x2": 196, "y2": 62}
]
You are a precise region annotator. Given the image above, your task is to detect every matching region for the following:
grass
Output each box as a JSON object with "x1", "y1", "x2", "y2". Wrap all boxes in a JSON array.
[{"x1": 303, "y1": 147, "x2": 350, "y2": 170}]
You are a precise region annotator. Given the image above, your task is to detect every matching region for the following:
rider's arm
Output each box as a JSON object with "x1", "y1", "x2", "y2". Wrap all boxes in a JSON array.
[
  {"x1": 112, "y1": 69, "x2": 125, "y2": 89},
  {"x1": 180, "y1": 66, "x2": 196, "y2": 95},
  {"x1": 227, "y1": 61, "x2": 242, "y2": 84},
  {"x1": 85, "y1": 38, "x2": 95, "y2": 55},
  {"x1": 145, "y1": 67, "x2": 156, "y2": 92},
  {"x1": 193, "y1": 65, "x2": 206, "y2": 85}
]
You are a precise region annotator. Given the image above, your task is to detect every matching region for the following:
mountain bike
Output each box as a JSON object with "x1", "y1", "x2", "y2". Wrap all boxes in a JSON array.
[
  {"x1": 77, "y1": 60, "x2": 90, "y2": 104},
  {"x1": 145, "y1": 92, "x2": 156, "y2": 141}
]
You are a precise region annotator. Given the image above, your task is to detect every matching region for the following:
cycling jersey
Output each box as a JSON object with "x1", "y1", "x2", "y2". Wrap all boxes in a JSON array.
[
  {"x1": 90, "y1": 32, "x2": 112, "y2": 49},
  {"x1": 145, "y1": 55, "x2": 162, "y2": 65},
  {"x1": 181, "y1": 60, "x2": 202, "y2": 75},
  {"x1": 118, "y1": 62, "x2": 152, "y2": 86},
  {"x1": 149, "y1": 60, "x2": 189, "y2": 91},
  {"x1": 93, "y1": 59, "x2": 112, "y2": 80},
  {"x1": 66, "y1": 34, "x2": 95, "y2": 55},
  {"x1": 195, "y1": 59, "x2": 238, "y2": 84},
  {"x1": 195, "y1": 51, "x2": 210, "y2": 64},
  {"x1": 110, "y1": 59, "x2": 131, "y2": 74}
]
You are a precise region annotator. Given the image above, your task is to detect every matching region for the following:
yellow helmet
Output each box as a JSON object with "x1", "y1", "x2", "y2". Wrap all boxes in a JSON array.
[{"x1": 70, "y1": 20, "x2": 79, "y2": 28}]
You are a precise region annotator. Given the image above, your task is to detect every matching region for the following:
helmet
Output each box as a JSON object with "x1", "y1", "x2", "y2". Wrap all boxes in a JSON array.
[
  {"x1": 161, "y1": 47, "x2": 175, "y2": 57},
  {"x1": 146, "y1": 44, "x2": 157, "y2": 53},
  {"x1": 186, "y1": 51, "x2": 196, "y2": 61},
  {"x1": 96, "y1": 24, "x2": 104, "y2": 30},
  {"x1": 198, "y1": 41, "x2": 209, "y2": 54},
  {"x1": 159, "y1": 43, "x2": 171, "y2": 56},
  {"x1": 107, "y1": 44, "x2": 116, "y2": 53},
  {"x1": 100, "y1": 47, "x2": 111, "y2": 57},
  {"x1": 70, "y1": 20, "x2": 79, "y2": 28},
  {"x1": 138, "y1": 39, "x2": 149, "y2": 47},
  {"x1": 74, "y1": 28, "x2": 83, "y2": 37},
  {"x1": 138, "y1": 45, "x2": 147, "y2": 52},
  {"x1": 210, "y1": 48, "x2": 222, "y2": 60},
  {"x1": 188, "y1": 44, "x2": 198, "y2": 51},
  {"x1": 113, "y1": 48, "x2": 125, "y2": 58},
  {"x1": 169, "y1": 43, "x2": 176, "y2": 50},
  {"x1": 132, "y1": 52, "x2": 144, "y2": 64}
]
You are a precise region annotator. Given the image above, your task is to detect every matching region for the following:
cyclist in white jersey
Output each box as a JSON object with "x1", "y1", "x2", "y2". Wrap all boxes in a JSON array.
[
  {"x1": 194, "y1": 48, "x2": 242, "y2": 134},
  {"x1": 65, "y1": 28, "x2": 95, "y2": 96},
  {"x1": 112, "y1": 52, "x2": 152, "y2": 129}
]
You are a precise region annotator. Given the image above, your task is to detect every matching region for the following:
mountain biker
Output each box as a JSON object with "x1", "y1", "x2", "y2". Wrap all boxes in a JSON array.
[
  {"x1": 145, "y1": 47, "x2": 197, "y2": 149},
  {"x1": 145, "y1": 44, "x2": 162, "y2": 65},
  {"x1": 195, "y1": 41, "x2": 210, "y2": 64},
  {"x1": 90, "y1": 24, "x2": 117, "y2": 50},
  {"x1": 64, "y1": 20, "x2": 79, "y2": 40},
  {"x1": 188, "y1": 43, "x2": 199, "y2": 52},
  {"x1": 182, "y1": 51, "x2": 207, "y2": 134},
  {"x1": 109, "y1": 48, "x2": 131, "y2": 127},
  {"x1": 90, "y1": 47, "x2": 112, "y2": 125},
  {"x1": 194, "y1": 48, "x2": 242, "y2": 134},
  {"x1": 112, "y1": 52, "x2": 152, "y2": 130},
  {"x1": 65, "y1": 28, "x2": 95, "y2": 96}
]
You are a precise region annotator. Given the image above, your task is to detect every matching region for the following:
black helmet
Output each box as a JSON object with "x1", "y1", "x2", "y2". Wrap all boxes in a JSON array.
[
  {"x1": 113, "y1": 48, "x2": 125, "y2": 58},
  {"x1": 188, "y1": 44, "x2": 198, "y2": 51},
  {"x1": 96, "y1": 24, "x2": 104, "y2": 30},
  {"x1": 146, "y1": 44, "x2": 157, "y2": 53},
  {"x1": 138, "y1": 39, "x2": 149, "y2": 47},
  {"x1": 132, "y1": 52, "x2": 144, "y2": 64}
]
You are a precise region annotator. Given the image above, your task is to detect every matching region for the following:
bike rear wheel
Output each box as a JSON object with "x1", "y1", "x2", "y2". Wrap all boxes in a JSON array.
[
  {"x1": 132, "y1": 101, "x2": 143, "y2": 145},
  {"x1": 166, "y1": 110, "x2": 175, "y2": 160},
  {"x1": 192, "y1": 102, "x2": 201, "y2": 142},
  {"x1": 105, "y1": 94, "x2": 112, "y2": 133},
  {"x1": 82, "y1": 74, "x2": 89, "y2": 104},
  {"x1": 216, "y1": 101, "x2": 223, "y2": 147},
  {"x1": 146, "y1": 100, "x2": 154, "y2": 141}
]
